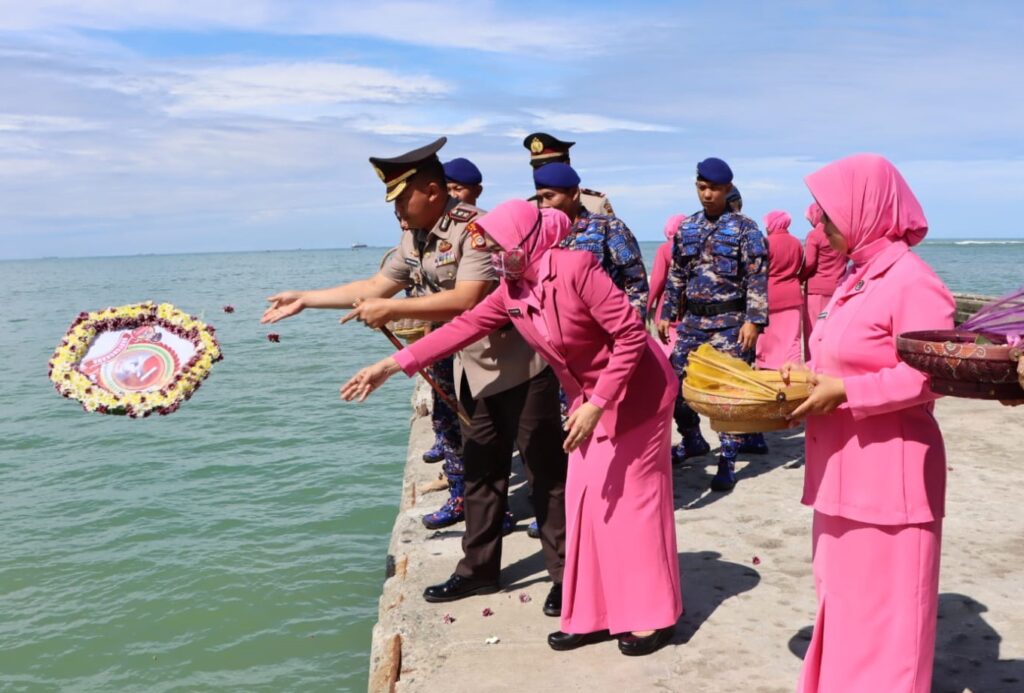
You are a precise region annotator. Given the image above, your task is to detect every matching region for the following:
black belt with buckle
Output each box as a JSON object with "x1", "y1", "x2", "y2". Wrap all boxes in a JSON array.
[{"x1": 686, "y1": 298, "x2": 746, "y2": 317}]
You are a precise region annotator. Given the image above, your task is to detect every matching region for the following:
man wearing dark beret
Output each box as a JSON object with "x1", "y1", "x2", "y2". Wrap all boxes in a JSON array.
[
  {"x1": 657, "y1": 157, "x2": 770, "y2": 491},
  {"x1": 443, "y1": 157, "x2": 483, "y2": 206},
  {"x1": 727, "y1": 185, "x2": 743, "y2": 213},
  {"x1": 522, "y1": 132, "x2": 615, "y2": 215},
  {"x1": 533, "y1": 161, "x2": 649, "y2": 319},
  {"x1": 263, "y1": 137, "x2": 568, "y2": 614}
]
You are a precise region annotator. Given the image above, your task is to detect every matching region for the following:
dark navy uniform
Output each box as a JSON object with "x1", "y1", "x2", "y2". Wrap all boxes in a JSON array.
[
  {"x1": 661, "y1": 206, "x2": 769, "y2": 482},
  {"x1": 561, "y1": 208, "x2": 649, "y2": 320}
]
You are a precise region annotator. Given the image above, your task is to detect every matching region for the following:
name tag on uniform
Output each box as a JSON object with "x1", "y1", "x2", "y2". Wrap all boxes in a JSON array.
[
  {"x1": 818, "y1": 311, "x2": 828, "y2": 320},
  {"x1": 435, "y1": 250, "x2": 456, "y2": 266},
  {"x1": 404, "y1": 257, "x2": 420, "y2": 267},
  {"x1": 508, "y1": 308, "x2": 522, "y2": 317}
]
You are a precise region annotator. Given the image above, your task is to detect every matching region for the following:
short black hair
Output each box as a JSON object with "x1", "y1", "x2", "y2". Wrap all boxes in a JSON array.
[{"x1": 410, "y1": 157, "x2": 446, "y2": 187}]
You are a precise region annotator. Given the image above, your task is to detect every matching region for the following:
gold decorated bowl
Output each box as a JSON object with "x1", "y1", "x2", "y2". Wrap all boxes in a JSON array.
[{"x1": 683, "y1": 372, "x2": 811, "y2": 433}]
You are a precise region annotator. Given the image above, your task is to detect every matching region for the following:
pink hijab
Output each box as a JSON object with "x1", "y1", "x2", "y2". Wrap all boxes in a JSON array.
[
  {"x1": 663, "y1": 213, "x2": 688, "y2": 240},
  {"x1": 475, "y1": 199, "x2": 571, "y2": 287},
  {"x1": 804, "y1": 154, "x2": 927, "y2": 267},
  {"x1": 763, "y1": 210, "x2": 792, "y2": 235}
]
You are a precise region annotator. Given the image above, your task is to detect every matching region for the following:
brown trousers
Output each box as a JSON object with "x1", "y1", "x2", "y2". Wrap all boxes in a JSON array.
[{"x1": 455, "y1": 367, "x2": 567, "y2": 583}]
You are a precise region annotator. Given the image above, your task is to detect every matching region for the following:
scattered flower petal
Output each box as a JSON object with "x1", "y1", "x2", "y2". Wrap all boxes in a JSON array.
[
  {"x1": 518, "y1": 593, "x2": 532, "y2": 603},
  {"x1": 752, "y1": 556, "x2": 761, "y2": 566},
  {"x1": 442, "y1": 613, "x2": 455, "y2": 624},
  {"x1": 484, "y1": 636, "x2": 500, "y2": 645},
  {"x1": 222, "y1": 305, "x2": 235, "y2": 313},
  {"x1": 482, "y1": 607, "x2": 494, "y2": 617},
  {"x1": 267, "y1": 333, "x2": 281, "y2": 343}
]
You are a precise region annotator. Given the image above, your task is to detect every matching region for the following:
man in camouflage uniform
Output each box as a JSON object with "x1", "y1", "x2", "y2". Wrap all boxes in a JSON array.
[
  {"x1": 523, "y1": 132, "x2": 614, "y2": 216},
  {"x1": 658, "y1": 157, "x2": 769, "y2": 492},
  {"x1": 534, "y1": 162, "x2": 649, "y2": 318}
]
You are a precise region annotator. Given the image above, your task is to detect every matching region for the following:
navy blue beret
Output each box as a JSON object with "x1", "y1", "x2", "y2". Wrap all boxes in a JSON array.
[
  {"x1": 442, "y1": 158, "x2": 482, "y2": 185},
  {"x1": 726, "y1": 186, "x2": 742, "y2": 203},
  {"x1": 533, "y1": 162, "x2": 581, "y2": 189},
  {"x1": 696, "y1": 157, "x2": 733, "y2": 184}
]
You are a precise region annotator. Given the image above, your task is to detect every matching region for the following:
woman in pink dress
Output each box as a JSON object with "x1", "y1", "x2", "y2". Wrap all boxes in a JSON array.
[
  {"x1": 782, "y1": 154, "x2": 954, "y2": 692},
  {"x1": 799, "y1": 203, "x2": 847, "y2": 359},
  {"x1": 755, "y1": 210, "x2": 804, "y2": 369},
  {"x1": 342, "y1": 200, "x2": 682, "y2": 656},
  {"x1": 647, "y1": 214, "x2": 688, "y2": 357}
]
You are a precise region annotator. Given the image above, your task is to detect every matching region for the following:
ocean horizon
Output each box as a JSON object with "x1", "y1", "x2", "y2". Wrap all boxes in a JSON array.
[{"x1": 1, "y1": 242, "x2": 1020, "y2": 691}]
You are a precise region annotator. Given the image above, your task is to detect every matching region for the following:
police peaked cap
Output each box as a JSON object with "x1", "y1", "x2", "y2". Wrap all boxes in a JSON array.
[
  {"x1": 369, "y1": 137, "x2": 447, "y2": 201},
  {"x1": 523, "y1": 132, "x2": 575, "y2": 163},
  {"x1": 442, "y1": 157, "x2": 483, "y2": 186},
  {"x1": 696, "y1": 157, "x2": 734, "y2": 184},
  {"x1": 533, "y1": 162, "x2": 581, "y2": 189}
]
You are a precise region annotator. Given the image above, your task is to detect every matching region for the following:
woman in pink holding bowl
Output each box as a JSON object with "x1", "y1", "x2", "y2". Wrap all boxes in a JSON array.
[
  {"x1": 342, "y1": 200, "x2": 683, "y2": 656},
  {"x1": 782, "y1": 154, "x2": 955, "y2": 692}
]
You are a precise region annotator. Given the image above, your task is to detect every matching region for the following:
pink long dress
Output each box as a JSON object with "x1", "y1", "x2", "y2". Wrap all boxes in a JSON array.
[
  {"x1": 395, "y1": 203, "x2": 683, "y2": 636},
  {"x1": 755, "y1": 211, "x2": 804, "y2": 369},
  {"x1": 797, "y1": 155, "x2": 955, "y2": 693}
]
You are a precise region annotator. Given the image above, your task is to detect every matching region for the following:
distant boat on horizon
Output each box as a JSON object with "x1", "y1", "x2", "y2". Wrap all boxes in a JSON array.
[{"x1": 351, "y1": 243, "x2": 368, "y2": 249}]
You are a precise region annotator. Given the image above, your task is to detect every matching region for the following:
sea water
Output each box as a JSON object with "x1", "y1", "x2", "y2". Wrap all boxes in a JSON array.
[{"x1": 1, "y1": 241, "x2": 1020, "y2": 691}]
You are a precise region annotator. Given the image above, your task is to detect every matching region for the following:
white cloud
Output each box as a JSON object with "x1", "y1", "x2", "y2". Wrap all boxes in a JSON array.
[
  {"x1": 349, "y1": 116, "x2": 490, "y2": 137},
  {"x1": 164, "y1": 62, "x2": 451, "y2": 117},
  {"x1": 518, "y1": 110, "x2": 678, "y2": 134},
  {"x1": 0, "y1": 0, "x2": 621, "y2": 54}
]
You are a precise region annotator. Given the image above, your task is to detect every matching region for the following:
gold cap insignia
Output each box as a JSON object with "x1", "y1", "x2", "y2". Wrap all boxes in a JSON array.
[{"x1": 530, "y1": 137, "x2": 544, "y2": 154}]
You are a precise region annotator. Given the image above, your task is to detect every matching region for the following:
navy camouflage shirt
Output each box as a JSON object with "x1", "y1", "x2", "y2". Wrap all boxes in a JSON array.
[
  {"x1": 660, "y1": 210, "x2": 768, "y2": 330},
  {"x1": 559, "y1": 208, "x2": 650, "y2": 320}
]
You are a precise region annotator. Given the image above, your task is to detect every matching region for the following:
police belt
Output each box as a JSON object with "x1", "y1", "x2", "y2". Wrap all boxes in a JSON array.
[{"x1": 685, "y1": 298, "x2": 746, "y2": 317}]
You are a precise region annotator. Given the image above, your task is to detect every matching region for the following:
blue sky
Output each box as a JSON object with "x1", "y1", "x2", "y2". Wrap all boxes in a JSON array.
[{"x1": 1, "y1": 1, "x2": 1022, "y2": 259}]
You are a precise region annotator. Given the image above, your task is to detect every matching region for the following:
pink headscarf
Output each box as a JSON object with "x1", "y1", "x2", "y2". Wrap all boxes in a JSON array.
[
  {"x1": 805, "y1": 202, "x2": 823, "y2": 228},
  {"x1": 804, "y1": 154, "x2": 927, "y2": 266},
  {"x1": 663, "y1": 213, "x2": 688, "y2": 241},
  {"x1": 475, "y1": 199, "x2": 571, "y2": 285},
  {"x1": 763, "y1": 210, "x2": 792, "y2": 235}
]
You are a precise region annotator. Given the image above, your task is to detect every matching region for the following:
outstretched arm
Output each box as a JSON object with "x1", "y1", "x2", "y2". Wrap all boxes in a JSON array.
[{"x1": 262, "y1": 272, "x2": 404, "y2": 323}]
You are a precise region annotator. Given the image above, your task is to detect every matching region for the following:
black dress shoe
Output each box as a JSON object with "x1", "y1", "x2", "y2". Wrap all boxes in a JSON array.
[
  {"x1": 422, "y1": 574, "x2": 499, "y2": 603},
  {"x1": 547, "y1": 629, "x2": 611, "y2": 651},
  {"x1": 617, "y1": 625, "x2": 674, "y2": 656},
  {"x1": 543, "y1": 583, "x2": 562, "y2": 617}
]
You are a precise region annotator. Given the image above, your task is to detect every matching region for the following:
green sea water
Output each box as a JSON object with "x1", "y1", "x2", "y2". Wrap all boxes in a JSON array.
[{"x1": 1, "y1": 241, "x2": 1020, "y2": 692}]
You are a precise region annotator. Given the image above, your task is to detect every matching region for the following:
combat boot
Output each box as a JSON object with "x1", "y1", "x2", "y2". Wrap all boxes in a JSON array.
[
  {"x1": 501, "y1": 511, "x2": 515, "y2": 536},
  {"x1": 422, "y1": 473, "x2": 465, "y2": 529},
  {"x1": 710, "y1": 457, "x2": 736, "y2": 492},
  {"x1": 711, "y1": 437, "x2": 739, "y2": 492},
  {"x1": 422, "y1": 435, "x2": 445, "y2": 463},
  {"x1": 671, "y1": 428, "x2": 711, "y2": 465},
  {"x1": 738, "y1": 433, "x2": 769, "y2": 455}
]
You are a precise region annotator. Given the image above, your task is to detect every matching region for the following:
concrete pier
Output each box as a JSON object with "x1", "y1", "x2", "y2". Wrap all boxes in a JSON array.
[{"x1": 368, "y1": 390, "x2": 1024, "y2": 692}]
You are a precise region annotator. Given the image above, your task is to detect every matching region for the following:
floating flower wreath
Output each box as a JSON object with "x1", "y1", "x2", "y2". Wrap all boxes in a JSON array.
[{"x1": 48, "y1": 302, "x2": 223, "y2": 417}]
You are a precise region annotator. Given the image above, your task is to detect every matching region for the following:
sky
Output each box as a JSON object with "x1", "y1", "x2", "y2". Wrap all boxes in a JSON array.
[{"x1": 1, "y1": 1, "x2": 1022, "y2": 259}]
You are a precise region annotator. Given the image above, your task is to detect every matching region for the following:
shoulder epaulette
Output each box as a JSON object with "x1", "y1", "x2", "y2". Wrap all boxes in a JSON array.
[
  {"x1": 448, "y1": 205, "x2": 479, "y2": 224},
  {"x1": 580, "y1": 188, "x2": 606, "y2": 198}
]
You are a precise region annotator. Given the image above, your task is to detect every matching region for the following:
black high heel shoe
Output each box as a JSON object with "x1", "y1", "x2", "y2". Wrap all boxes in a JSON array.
[
  {"x1": 547, "y1": 630, "x2": 611, "y2": 651},
  {"x1": 617, "y1": 625, "x2": 674, "y2": 656}
]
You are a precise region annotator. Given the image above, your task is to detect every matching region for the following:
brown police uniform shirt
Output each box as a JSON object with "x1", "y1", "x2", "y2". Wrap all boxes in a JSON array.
[{"x1": 380, "y1": 198, "x2": 547, "y2": 399}]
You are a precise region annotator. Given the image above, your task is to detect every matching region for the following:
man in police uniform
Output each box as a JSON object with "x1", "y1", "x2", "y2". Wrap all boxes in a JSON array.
[
  {"x1": 263, "y1": 138, "x2": 568, "y2": 614},
  {"x1": 657, "y1": 157, "x2": 769, "y2": 491},
  {"x1": 522, "y1": 132, "x2": 614, "y2": 216},
  {"x1": 533, "y1": 161, "x2": 649, "y2": 319},
  {"x1": 443, "y1": 157, "x2": 483, "y2": 206}
]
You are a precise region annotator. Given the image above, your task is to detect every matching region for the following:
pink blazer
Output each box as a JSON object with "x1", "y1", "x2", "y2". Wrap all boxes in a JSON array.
[
  {"x1": 766, "y1": 231, "x2": 805, "y2": 311},
  {"x1": 804, "y1": 242, "x2": 955, "y2": 525},
  {"x1": 397, "y1": 250, "x2": 676, "y2": 440},
  {"x1": 800, "y1": 227, "x2": 846, "y2": 297}
]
